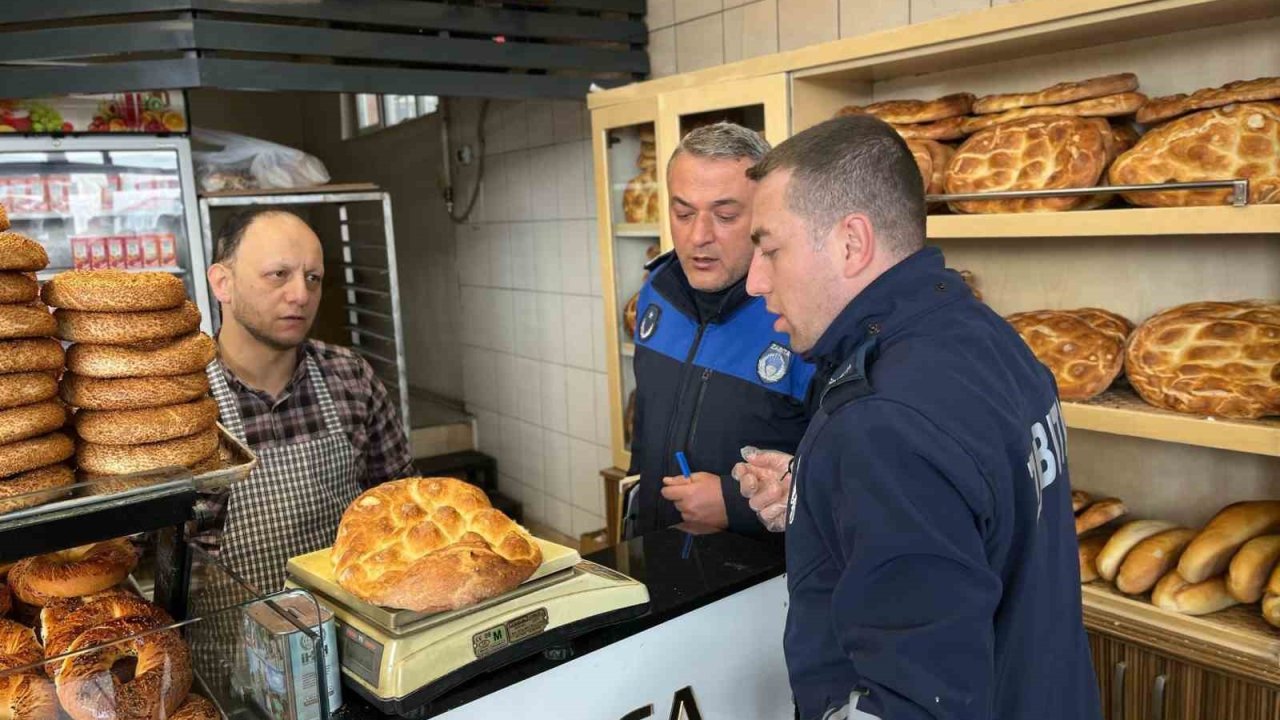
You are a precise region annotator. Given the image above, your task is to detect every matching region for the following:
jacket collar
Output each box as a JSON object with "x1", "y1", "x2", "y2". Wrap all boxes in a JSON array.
[
  {"x1": 804, "y1": 246, "x2": 960, "y2": 372},
  {"x1": 648, "y1": 250, "x2": 753, "y2": 323}
]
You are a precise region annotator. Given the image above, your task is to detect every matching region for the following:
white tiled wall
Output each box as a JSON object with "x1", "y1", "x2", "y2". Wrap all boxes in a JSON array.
[{"x1": 452, "y1": 99, "x2": 610, "y2": 540}]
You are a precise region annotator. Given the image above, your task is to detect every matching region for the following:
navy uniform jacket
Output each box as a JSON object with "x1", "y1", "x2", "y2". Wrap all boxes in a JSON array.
[
  {"x1": 629, "y1": 253, "x2": 815, "y2": 538},
  {"x1": 785, "y1": 247, "x2": 1101, "y2": 720}
]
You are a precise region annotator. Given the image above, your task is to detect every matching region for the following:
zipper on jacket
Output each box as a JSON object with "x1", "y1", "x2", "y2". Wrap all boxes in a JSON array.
[
  {"x1": 661, "y1": 321, "x2": 708, "y2": 474},
  {"x1": 685, "y1": 368, "x2": 713, "y2": 451}
]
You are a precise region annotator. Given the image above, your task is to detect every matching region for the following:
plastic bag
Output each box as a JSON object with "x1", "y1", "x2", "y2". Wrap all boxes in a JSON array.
[{"x1": 191, "y1": 128, "x2": 329, "y2": 192}]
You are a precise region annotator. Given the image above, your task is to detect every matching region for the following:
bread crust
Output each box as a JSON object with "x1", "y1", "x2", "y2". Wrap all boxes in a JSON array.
[
  {"x1": 1076, "y1": 497, "x2": 1127, "y2": 535},
  {"x1": 1115, "y1": 527, "x2": 1196, "y2": 595},
  {"x1": 1178, "y1": 501, "x2": 1280, "y2": 583},
  {"x1": 55, "y1": 301, "x2": 200, "y2": 345},
  {"x1": 0, "y1": 400, "x2": 66, "y2": 446},
  {"x1": 0, "y1": 233, "x2": 48, "y2": 272},
  {"x1": 60, "y1": 372, "x2": 210, "y2": 411},
  {"x1": 890, "y1": 116, "x2": 968, "y2": 142},
  {"x1": 0, "y1": 272, "x2": 37, "y2": 305},
  {"x1": 0, "y1": 465, "x2": 73, "y2": 514},
  {"x1": 0, "y1": 433, "x2": 73, "y2": 478},
  {"x1": 1007, "y1": 310, "x2": 1128, "y2": 400},
  {"x1": 961, "y1": 92, "x2": 1147, "y2": 135},
  {"x1": 54, "y1": 614, "x2": 190, "y2": 720},
  {"x1": 0, "y1": 304, "x2": 54, "y2": 341},
  {"x1": 0, "y1": 373, "x2": 58, "y2": 411},
  {"x1": 1137, "y1": 76, "x2": 1280, "y2": 125},
  {"x1": 8, "y1": 539, "x2": 137, "y2": 606},
  {"x1": 1096, "y1": 519, "x2": 1179, "y2": 582},
  {"x1": 333, "y1": 477, "x2": 543, "y2": 612},
  {"x1": 1226, "y1": 534, "x2": 1280, "y2": 603},
  {"x1": 1078, "y1": 532, "x2": 1111, "y2": 583},
  {"x1": 75, "y1": 427, "x2": 219, "y2": 475},
  {"x1": 0, "y1": 339, "x2": 63, "y2": 375},
  {"x1": 974, "y1": 73, "x2": 1140, "y2": 115},
  {"x1": 840, "y1": 93, "x2": 975, "y2": 124},
  {"x1": 41, "y1": 270, "x2": 186, "y2": 312},
  {"x1": 73, "y1": 397, "x2": 217, "y2": 446}
]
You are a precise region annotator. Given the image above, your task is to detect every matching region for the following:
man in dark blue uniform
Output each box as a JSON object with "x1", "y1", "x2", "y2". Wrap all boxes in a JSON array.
[
  {"x1": 626, "y1": 122, "x2": 815, "y2": 539},
  {"x1": 741, "y1": 115, "x2": 1102, "y2": 720}
]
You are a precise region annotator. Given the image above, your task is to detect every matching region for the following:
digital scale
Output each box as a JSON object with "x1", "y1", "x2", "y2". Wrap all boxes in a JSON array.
[{"x1": 285, "y1": 539, "x2": 650, "y2": 717}]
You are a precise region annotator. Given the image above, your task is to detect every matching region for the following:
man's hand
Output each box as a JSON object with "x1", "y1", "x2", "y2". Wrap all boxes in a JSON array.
[
  {"x1": 660, "y1": 472, "x2": 728, "y2": 529},
  {"x1": 731, "y1": 446, "x2": 794, "y2": 532}
]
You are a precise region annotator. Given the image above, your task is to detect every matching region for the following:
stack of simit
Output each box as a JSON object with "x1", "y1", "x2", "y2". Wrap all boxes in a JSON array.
[
  {"x1": 41, "y1": 270, "x2": 221, "y2": 492},
  {"x1": 0, "y1": 203, "x2": 73, "y2": 514}
]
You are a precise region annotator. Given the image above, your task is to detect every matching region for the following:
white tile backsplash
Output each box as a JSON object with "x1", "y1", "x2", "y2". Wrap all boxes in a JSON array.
[
  {"x1": 533, "y1": 222, "x2": 564, "y2": 293},
  {"x1": 527, "y1": 101, "x2": 555, "y2": 149},
  {"x1": 519, "y1": 419, "x2": 545, "y2": 491},
  {"x1": 546, "y1": 497, "x2": 574, "y2": 536},
  {"x1": 538, "y1": 293, "x2": 566, "y2": 365},
  {"x1": 560, "y1": 219, "x2": 592, "y2": 296},
  {"x1": 496, "y1": 351, "x2": 520, "y2": 418},
  {"x1": 456, "y1": 224, "x2": 488, "y2": 287},
  {"x1": 488, "y1": 222, "x2": 513, "y2": 289},
  {"x1": 570, "y1": 437, "x2": 603, "y2": 514},
  {"x1": 543, "y1": 430, "x2": 572, "y2": 503},
  {"x1": 516, "y1": 357, "x2": 542, "y2": 425},
  {"x1": 508, "y1": 223, "x2": 536, "y2": 291},
  {"x1": 594, "y1": 371, "x2": 612, "y2": 447},
  {"x1": 513, "y1": 290, "x2": 539, "y2": 359},
  {"x1": 454, "y1": 100, "x2": 615, "y2": 537},
  {"x1": 566, "y1": 368, "x2": 597, "y2": 443},
  {"x1": 561, "y1": 295, "x2": 595, "y2": 370},
  {"x1": 539, "y1": 362, "x2": 568, "y2": 434}
]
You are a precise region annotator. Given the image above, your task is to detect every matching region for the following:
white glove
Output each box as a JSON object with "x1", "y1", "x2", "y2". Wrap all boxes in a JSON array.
[{"x1": 731, "y1": 446, "x2": 794, "y2": 533}]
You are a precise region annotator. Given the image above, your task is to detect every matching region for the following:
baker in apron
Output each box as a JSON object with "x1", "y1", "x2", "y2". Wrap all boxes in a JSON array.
[{"x1": 190, "y1": 206, "x2": 414, "y2": 690}]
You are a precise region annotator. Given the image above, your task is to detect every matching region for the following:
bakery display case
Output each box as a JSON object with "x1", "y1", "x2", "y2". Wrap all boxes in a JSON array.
[
  {"x1": 0, "y1": 135, "x2": 212, "y2": 332},
  {"x1": 589, "y1": 0, "x2": 1279, "y2": 714},
  {"x1": 591, "y1": 99, "x2": 661, "y2": 471}
]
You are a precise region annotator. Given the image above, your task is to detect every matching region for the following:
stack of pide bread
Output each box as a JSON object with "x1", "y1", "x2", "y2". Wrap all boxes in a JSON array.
[
  {"x1": 621, "y1": 127, "x2": 660, "y2": 224},
  {"x1": 834, "y1": 74, "x2": 1279, "y2": 211},
  {"x1": 1006, "y1": 299, "x2": 1279, "y2": 419},
  {"x1": 0, "y1": 208, "x2": 74, "y2": 515},
  {"x1": 1076, "y1": 493, "x2": 1280, "y2": 627},
  {"x1": 42, "y1": 270, "x2": 221, "y2": 492}
]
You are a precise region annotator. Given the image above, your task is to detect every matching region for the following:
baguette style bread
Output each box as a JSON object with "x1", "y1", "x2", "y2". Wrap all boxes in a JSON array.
[
  {"x1": 1262, "y1": 593, "x2": 1280, "y2": 628},
  {"x1": 1078, "y1": 533, "x2": 1111, "y2": 583},
  {"x1": 1076, "y1": 498, "x2": 1127, "y2": 536},
  {"x1": 1096, "y1": 520, "x2": 1178, "y2": 582},
  {"x1": 1072, "y1": 490, "x2": 1093, "y2": 513},
  {"x1": 1152, "y1": 572, "x2": 1239, "y2": 616},
  {"x1": 1226, "y1": 534, "x2": 1280, "y2": 603},
  {"x1": 1178, "y1": 501, "x2": 1280, "y2": 583},
  {"x1": 1115, "y1": 527, "x2": 1196, "y2": 595}
]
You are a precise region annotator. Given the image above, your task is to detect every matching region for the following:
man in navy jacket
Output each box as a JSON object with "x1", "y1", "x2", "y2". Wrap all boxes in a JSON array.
[
  {"x1": 627, "y1": 122, "x2": 814, "y2": 539},
  {"x1": 741, "y1": 115, "x2": 1102, "y2": 719}
]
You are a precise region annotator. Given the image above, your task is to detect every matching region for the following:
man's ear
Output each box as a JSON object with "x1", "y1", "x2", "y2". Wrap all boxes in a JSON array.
[
  {"x1": 208, "y1": 263, "x2": 233, "y2": 305},
  {"x1": 836, "y1": 213, "x2": 875, "y2": 279}
]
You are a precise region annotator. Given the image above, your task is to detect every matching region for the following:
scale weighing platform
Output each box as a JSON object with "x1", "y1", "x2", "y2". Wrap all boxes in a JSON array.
[{"x1": 285, "y1": 539, "x2": 650, "y2": 716}]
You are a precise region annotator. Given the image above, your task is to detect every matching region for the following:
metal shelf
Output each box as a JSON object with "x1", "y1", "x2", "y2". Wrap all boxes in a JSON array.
[{"x1": 37, "y1": 265, "x2": 187, "y2": 280}]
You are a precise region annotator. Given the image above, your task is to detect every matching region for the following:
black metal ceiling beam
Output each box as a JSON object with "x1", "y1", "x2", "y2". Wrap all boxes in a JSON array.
[
  {"x1": 192, "y1": 20, "x2": 650, "y2": 74},
  {"x1": 0, "y1": 21, "x2": 193, "y2": 63},
  {"x1": 0, "y1": 0, "x2": 188, "y2": 24},
  {"x1": 0, "y1": 58, "x2": 200, "y2": 98},
  {"x1": 191, "y1": 1, "x2": 644, "y2": 44}
]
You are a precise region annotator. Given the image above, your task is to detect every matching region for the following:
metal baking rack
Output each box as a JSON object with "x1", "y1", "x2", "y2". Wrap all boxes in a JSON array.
[
  {"x1": 926, "y1": 178, "x2": 1251, "y2": 206},
  {"x1": 198, "y1": 186, "x2": 411, "y2": 431}
]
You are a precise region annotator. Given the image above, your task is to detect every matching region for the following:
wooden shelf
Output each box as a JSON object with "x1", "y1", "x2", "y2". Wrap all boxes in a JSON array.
[
  {"x1": 1082, "y1": 582, "x2": 1280, "y2": 686},
  {"x1": 613, "y1": 223, "x2": 660, "y2": 238},
  {"x1": 927, "y1": 204, "x2": 1280, "y2": 239},
  {"x1": 1063, "y1": 390, "x2": 1280, "y2": 457}
]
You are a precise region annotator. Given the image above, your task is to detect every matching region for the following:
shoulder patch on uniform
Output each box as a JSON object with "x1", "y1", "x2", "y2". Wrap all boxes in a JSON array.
[
  {"x1": 756, "y1": 342, "x2": 793, "y2": 384},
  {"x1": 638, "y1": 303, "x2": 661, "y2": 341}
]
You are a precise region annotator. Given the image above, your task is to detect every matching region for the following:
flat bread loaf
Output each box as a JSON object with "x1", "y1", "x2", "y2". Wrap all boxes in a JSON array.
[
  {"x1": 973, "y1": 73, "x2": 1140, "y2": 115},
  {"x1": 333, "y1": 477, "x2": 542, "y2": 613},
  {"x1": 1125, "y1": 300, "x2": 1280, "y2": 418},
  {"x1": 1007, "y1": 309, "x2": 1129, "y2": 400},
  {"x1": 890, "y1": 116, "x2": 968, "y2": 142},
  {"x1": 0, "y1": 233, "x2": 48, "y2": 272},
  {"x1": 838, "y1": 93, "x2": 974, "y2": 125},
  {"x1": 1136, "y1": 76, "x2": 1280, "y2": 125},
  {"x1": 961, "y1": 92, "x2": 1147, "y2": 135},
  {"x1": 907, "y1": 139, "x2": 954, "y2": 196},
  {"x1": 1108, "y1": 102, "x2": 1280, "y2": 207},
  {"x1": 945, "y1": 116, "x2": 1109, "y2": 213}
]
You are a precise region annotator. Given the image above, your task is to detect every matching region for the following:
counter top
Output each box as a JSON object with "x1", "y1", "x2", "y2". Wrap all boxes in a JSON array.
[{"x1": 335, "y1": 526, "x2": 785, "y2": 718}]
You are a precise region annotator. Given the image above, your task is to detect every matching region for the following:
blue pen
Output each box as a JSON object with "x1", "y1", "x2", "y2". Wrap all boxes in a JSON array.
[{"x1": 675, "y1": 451, "x2": 692, "y2": 480}]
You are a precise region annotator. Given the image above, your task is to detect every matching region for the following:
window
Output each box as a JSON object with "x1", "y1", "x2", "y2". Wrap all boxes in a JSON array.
[{"x1": 346, "y1": 94, "x2": 440, "y2": 137}]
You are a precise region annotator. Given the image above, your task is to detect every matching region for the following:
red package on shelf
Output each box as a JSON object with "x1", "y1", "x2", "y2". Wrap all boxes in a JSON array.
[
  {"x1": 45, "y1": 174, "x2": 71, "y2": 214},
  {"x1": 106, "y1": 236, "x2": 126, "y2": 269},
  {"x1": 158, "y1": 232, "x2": 177, "y2": 267},
  {"x1": 89, "y1": 237, "x2": 109, "y2": 269},
  {"x1": 141, "y1": 234, "x2": 161, "y2": 268},
  {"x1": 124, "y1": 235, "x2": 143, "y2": 269},
  {"x1": 70, "y1": 236, "x2": 93, "y2": 270}
]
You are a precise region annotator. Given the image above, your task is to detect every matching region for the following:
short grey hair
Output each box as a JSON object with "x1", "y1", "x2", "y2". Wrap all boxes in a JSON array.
[{"x1": 668, "y1": 122, "x2": 771, "y2": 174}]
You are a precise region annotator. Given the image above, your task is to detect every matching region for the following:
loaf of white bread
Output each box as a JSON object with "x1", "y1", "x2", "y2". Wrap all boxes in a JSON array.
[{"x1": 1076, "y1": 495, "x2": 1280, "y2": 626}]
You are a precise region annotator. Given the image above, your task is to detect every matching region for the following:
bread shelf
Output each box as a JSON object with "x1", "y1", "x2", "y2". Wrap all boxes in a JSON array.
[
  {"x1": 928, "y1": 204, "x2": 1280, "y2": 239},
  {"x1": 1062, "y1": 389, "x2": 1280, "y2": 457},
  {"x1": 1081, "y1": 582, "x2": 1280, "y2": 686},
  {"x1": 36, "y1": 265, "x2": 186, "y2": 280},
  {"x1": 613, "y1": 223, "x2": 660, "y2": 238}
]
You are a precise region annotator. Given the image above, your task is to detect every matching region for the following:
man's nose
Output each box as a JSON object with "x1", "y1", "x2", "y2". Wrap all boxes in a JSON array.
[
  {"x1": 746, "y1": 251, "x2": 769, "y2": 297},
  {"x1": 283, "y1": 274, "x2": 310, "y2": 304},
  {"x1": 690, "y1": 213, "x2": 715, "y2": 246}
]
